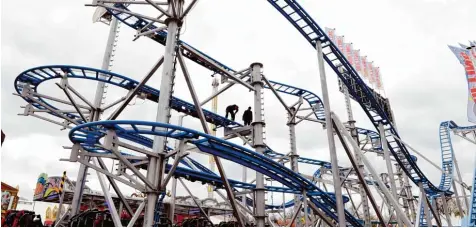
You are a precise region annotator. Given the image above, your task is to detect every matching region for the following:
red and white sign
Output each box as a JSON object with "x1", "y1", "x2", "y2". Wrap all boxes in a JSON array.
[
  {"x1": 325, "y1": 27, "x2": 336, "y2": 43},
  {"x1": 336, "y1": 36, "x2": 344, "y2": 53},
  {"x1": 353, "y1": 50, "x2": 362, "y2": 72},
  {"x1": 344, "y1": 43, "x2": 354, "y2": 65}
]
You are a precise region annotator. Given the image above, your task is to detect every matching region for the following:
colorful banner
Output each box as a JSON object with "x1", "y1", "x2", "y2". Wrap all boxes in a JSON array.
[
  {"x1": 325, "y1": 29, "x2": 385, "y2": 92},
  {"x1": 353, "y1": 50, "x2": 362, "y2": 73},
  {"x1": 374, "y1": 67, "x2": 382, "y2": 89},
  {"x1": 361, "y1": 56, "x2": 369, "y2": 79},
  {"x1": 34, "y1": 173, "x2": 73, "y2": 201},
  {"x1": 344, "y1": 43, "x2": 354, "y2": 65},
  {"x1": 368, "y1": 62, "x2": 375, "y2": 84},
  {"x1": 325, "y1": 27, "x2": 336, "y2": 43},
  {"x1": 336, "y1": 36, "x2": 344, "y2": 53},
  {"x1": 448, "y1": 45, "x2": 476, "y2": 123}
]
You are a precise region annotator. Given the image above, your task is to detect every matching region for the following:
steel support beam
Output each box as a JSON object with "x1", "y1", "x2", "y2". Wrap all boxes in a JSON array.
[
  {"x1": 177, "y1": 51, "x2": 244, "y2": 226},
  {"x1": 287, "y1": 107, "x2": 301, "y2": 225},
  {"x1": 180, "y1": 0, "x2": 198, "y2": 19},
  {"x1": 144, "y1": 2, "x2": 183, "y2": 225},
  {"x1": 108, "y1": 56, "x2": 165, "y2": 120},
  {"x1": 453, "y1": 154, "x2": 470, "y2": 211},
  {"x1": 441, "y1": 196, "x2": 452, "y2": 226},
  {"x1": 178, "y1": 178, "x2": 212, "y2": 224},
  {"x1": 127, "y1": 201, "x2": 145, "y2": 227},
  {"x1": 70, "y1": 15, "x2": 120, "y2": 219},
  {"x1": 332, "y1": 119, "x2": 386, "y2": 227},
  {"x1": 332, "y1": 112, "x2": 412, "y2": 226},
  {"x1": 93, "y1": 158, "x2": 122, "y2": 227},
  {"x1": 250, "y1": 62, "x2": 266, "y2": 227},
  {"x1": 96, "y1": 157, "x2": 134, "y2": 217},
  {"x1": 261, "y1": 74, "x2": 293, "y2": 116},
  {"x1": 181, "y1": 43, "x2": 254, "y2": 90},
  {"x1": 428, "y1": 196, "x2": 442, "y2": 227},
  {"x1": 316, "y1": 39, "x2": 346, "y2": 227},
  {"x1": 199, "y1": 70, "x2": 250, "y2": 106},
  {"x1": 419, "y1": 183, "x2": 433, "y2": 227},
  {"x1": 389, "y1": 133, "x2": 468, "y2": 187},
  {"x1": 77, "y1": 157, "x2": 146, "y2": 191},
  {"x1": 287, "y1": 203, "x2": 302, "y2": 227},
  {"x1": 379, "y1": 123, "x2": 402, "y2": 226},
  {"x1": 306, "y1": 200, "x2": 333, "y2": 227},
  {"x1": 161, "y1": 141, "x2": 188, "y2": 189}
]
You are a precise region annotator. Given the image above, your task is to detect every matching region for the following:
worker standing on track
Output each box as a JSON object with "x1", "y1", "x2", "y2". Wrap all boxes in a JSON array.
[
  {"x1": 225, "y1": 104, "x2": 239, "y2": 121},
  {"x1": 242, "y1": 107, "x2": 253, "y2": 126}
]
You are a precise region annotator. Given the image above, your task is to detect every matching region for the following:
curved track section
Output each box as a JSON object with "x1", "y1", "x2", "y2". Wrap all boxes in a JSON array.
[
  {"x1": 438, "y1": 121, "x2": 457, "y2": 190},
  {"x1": 265, "y1": 0, "x2": 455, "y2": 195},
  {"x1": 14, "y1": 66, "x2": 241, "y2": 129},
  {"x1": 69, "y1": 120, "x2": 361, "y2": 226},
  {"x1": 443, "y1": 121, "x2": 476, "y2": 226},
  {"x1": 14, "y1": 65, "x2": 345, "y2": 172}
]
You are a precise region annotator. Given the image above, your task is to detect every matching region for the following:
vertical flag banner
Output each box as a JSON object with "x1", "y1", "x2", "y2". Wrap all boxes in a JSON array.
[
  {"x1": 353, "y1": 50, "x2": 362, "y2": 73},
  {"x1": 325, "y1": 27, "x2": 336, "y2": 43},
  {"x1": 368, "y1": 62, "x2": 375, "y2": 85},
  {"x1": 374, "y1": 67, "x2": 382, "y2": 89},
  {"x1": 336, "y1": 36, "x2": 344, "y2": 53},
  {"x1": 326, "y1": 30, "x2": 385, "y2": 93},
  {"x1": 361, "y1": 56, "x2": 369, "y2": 80},
  {"x1": 448, "y1": 45, "x2": 476, "y2": 123},
  {"x1": 344, "y1": 43, "x2": 354, "y2": 65}
]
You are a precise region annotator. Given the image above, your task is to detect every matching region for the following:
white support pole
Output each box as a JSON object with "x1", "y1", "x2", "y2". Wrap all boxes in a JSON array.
[
  {"x1": 316, "y1": 40, "x2": 346, "y2": 226},
  {"x1": 303, "y1": 191, "x2": 308, "y2": 226},
  {"x1": 93, "y1": 158, "x2": 122, "y2": 227},
  {"x1": 209, "y1": 76, "x2": 219, "y2": 199},
  {"x1": 250, "y1": 62, "x2": 266, "y2": 227},
  {"x1": 144, "y1": 1, "x2": 183, "y2": 226},
  {"x1": 127, "y1": 201, "x2": 145, "y2": 227},
  {"x1": 287, "y1": 106, "x2": 302, "y2": 225},
  {"x1": 331, "y1": 112, "x2": 413, "y2": 226},
  {"x1": 379, "y1": 123, "x2": 402, "y2": 226},
  {"x1": 453, "y1": 154, "x2": 470, "y2": 211},
  {"x1": 70, "y1": 16, "x2": 120, "y2": 217},
  {"x1": 341, "y1": 73, "x2": 370, "y2": 226},
  {"x1": 169, "y1": 115, "x2": 184, "y2": 223},
  {"x1": 441, "y1": 196, "x2": 452, "y2": 226},
  {"x1": 177, "y1": 52, "x2": 244, "y2": 226},
  {"x1": 419, "y1": 183, "x2": 433, "y2": 227}
]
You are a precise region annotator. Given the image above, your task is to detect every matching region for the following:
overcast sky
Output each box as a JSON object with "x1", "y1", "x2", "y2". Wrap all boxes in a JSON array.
[{"x1": 2, "y1": 0, "x2": 476, "y2": 223}]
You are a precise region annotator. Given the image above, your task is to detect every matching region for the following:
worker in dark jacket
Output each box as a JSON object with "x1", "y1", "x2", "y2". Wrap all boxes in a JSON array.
[
  {"x1": 242, "y1": 107, "x2": 253, "y2": 126},
  {"x1": 225, "y1": 104, "x2": 239, "y2": 121}
]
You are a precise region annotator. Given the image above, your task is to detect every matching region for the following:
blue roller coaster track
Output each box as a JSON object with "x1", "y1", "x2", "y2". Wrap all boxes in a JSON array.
[
  {"x1": 104, "y1": 0, "x2": 450, "y2": 196},
  {"x1": 69, "y1": 120, "x2": 362, "y2": 226},
  {"x1": 15, "y1": 65, "x2": 360, "y2": 225},
  {"x1": 14, "y1": 1, "x2": 475, "y2": 226},
  {"x1": 440, "y1": 121, "x2": 476, "y2": 226}
]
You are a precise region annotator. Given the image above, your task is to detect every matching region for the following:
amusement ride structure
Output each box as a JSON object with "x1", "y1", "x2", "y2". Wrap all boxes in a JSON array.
[{"x1": 11, "y1": 0, "x2": 476, "y2": 227}]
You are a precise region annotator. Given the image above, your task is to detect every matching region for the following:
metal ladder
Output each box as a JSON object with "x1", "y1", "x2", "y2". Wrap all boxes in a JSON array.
[
  {"x1": 261, "y1": 87, "x2": 266, "y2": 143},
  {"x1": 152, "y1": 27, "x2": 182, "y2": 226},
  {"x1": 100, "y1": 21, "x2": 122, "y2": 117}
]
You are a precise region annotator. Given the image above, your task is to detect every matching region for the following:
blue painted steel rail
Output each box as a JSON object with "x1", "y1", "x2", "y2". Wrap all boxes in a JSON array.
[
  {"x1": 265, "y1": 0, "x2": 454, "y2": 195},
  {"x1": 442, "y1": 121, "x2": 476, "y2": 226},
  {"x1": 14, "y1": 65, "x2": 241, "y2": 129},
  {"x1": 69, "y1": 120, "x2": 361, "y2": 226}
]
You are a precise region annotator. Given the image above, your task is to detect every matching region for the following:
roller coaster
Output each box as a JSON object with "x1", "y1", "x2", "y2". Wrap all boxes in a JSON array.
[{"x1": 11, "y1": 0, "x2": 476, "y2": 227}]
